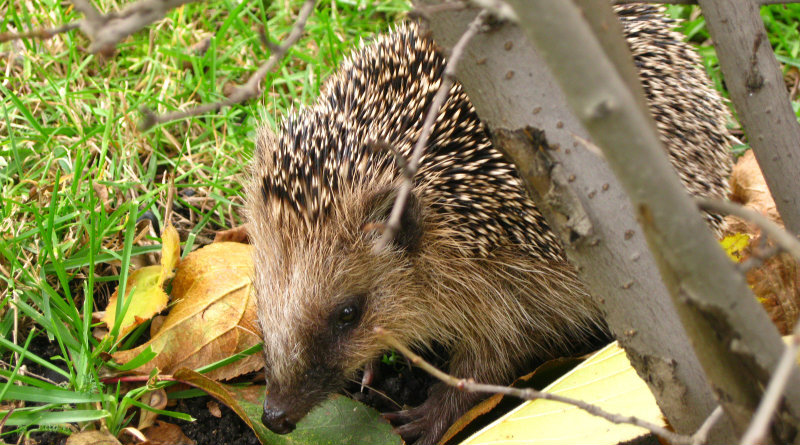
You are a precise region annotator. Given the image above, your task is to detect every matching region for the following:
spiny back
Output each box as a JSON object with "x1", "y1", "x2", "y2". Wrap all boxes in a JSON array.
[
  {"x1": 257, "y1": 22, "x2": 561, "y2": 259},
  {"x1": 255, "y1": 5, "x2": 730, "y2": 259}
]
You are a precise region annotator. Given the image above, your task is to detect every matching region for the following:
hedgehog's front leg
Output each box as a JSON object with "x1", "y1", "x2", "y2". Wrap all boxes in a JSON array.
[
  {"x1": 386, "y1": 382, "x2": 483, "y2": 445},
  {"x1": 384, "y1": 346, "x2": 508, "y2": 445}
]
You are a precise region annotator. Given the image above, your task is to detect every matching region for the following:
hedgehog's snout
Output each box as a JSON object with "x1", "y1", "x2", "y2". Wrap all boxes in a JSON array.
[{"x1": 262, "y1": 400, "x2": 296, "y2": 434}]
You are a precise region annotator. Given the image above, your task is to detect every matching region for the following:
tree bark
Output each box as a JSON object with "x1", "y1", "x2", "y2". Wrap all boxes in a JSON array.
[
  {"x1": 507, "y1": 0, "x2": 800, "y2": 439},
  {"x1": 414, "y1": 3, "x2": 732, "y2": 441},
  {"x1": 415, "y1": 0, "x2": 800, "y2": 441},
  {"x1": 696, "y1": 0, "x2": 800, "y2": 236}
]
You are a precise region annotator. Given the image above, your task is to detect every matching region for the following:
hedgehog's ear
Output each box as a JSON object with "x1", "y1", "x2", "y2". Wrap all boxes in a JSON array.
[{"x1": 362, "y1": 186, "x2": 423, "y2": 254}]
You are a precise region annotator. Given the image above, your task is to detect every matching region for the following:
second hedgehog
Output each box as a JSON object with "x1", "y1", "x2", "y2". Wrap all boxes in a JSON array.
[{"x1": 247, "y1": 6, "x2": 732, "y2": 445}]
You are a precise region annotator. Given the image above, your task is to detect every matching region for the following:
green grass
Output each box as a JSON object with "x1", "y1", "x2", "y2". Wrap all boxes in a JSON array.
[
  {"x1": 2, "y1": 0, "x2": 800, "y2": 442},
  {"x1": 665, "y1": 4, "x2": 800, "y2": 131},
  {"x1": 0, "y1": 0, "x2": 409, "y2": 440}
]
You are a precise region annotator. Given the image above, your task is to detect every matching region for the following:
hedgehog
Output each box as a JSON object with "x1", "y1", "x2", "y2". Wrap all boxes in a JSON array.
[{"x1": 246, "y1": 5, "x2": 732, "y2": 445}]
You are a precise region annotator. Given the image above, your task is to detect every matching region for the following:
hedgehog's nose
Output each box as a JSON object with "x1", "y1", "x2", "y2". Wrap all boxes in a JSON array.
[{"x1": 262, "y1": 404, "x2": 296, "y2": 434}]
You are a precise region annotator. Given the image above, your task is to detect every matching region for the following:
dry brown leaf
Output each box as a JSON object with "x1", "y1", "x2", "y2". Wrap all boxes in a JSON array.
[
  {"x1": 206, "y1": 400, "x2": 222, "y2": 418},
  {"x1": 118, "y1": 427, "x2": 147, "y2": 444},
  {"x1": 213, "y1": 224, "x2": 250, "y2": 243},
  {"x1": 102, "y1": 224, "x2": 181, "y2": 337},
  {"x1": 142, "y1": 421, "x2": 196, "y2": 445},
  {"x1": 137, "y1": 389, "x2": 168, "y2": 431},
  {"x1": 112, "y1": 242, "x2": 264, "y2": 380},
  {"x1": 719, "y1": 151, "x2": 800, "y2": 333},
  {"x1": 745, "y1": 249, "x2": 800, "y2": 335},
  {"x1": 726, "y1": 150, "x2": 782, "y2": 233},
  {"x1": 65, "y1": 429, "x2": 121, "y2": 445}
]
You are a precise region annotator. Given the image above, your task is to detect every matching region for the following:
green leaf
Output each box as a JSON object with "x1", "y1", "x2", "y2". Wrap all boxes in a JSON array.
[{"x1": 173, "y1": 368, "x2": 402, "y2": 445}]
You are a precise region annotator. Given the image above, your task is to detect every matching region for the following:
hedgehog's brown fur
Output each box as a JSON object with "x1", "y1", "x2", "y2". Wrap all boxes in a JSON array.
[{"x1": 247, "y1": 5, "x2": 732, "y2": 445}]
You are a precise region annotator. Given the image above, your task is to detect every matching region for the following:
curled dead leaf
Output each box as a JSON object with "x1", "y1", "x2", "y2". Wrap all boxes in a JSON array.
[
  {"x1": 64, "y1": 429, "x2": 121, "y2": 445},
  {"x1": 726, "y1": 150, "x2": 782, "y2": 234},
  {"x1": 213, "y1": 224, "x2": 250, "y2": 244},
  {"x1": 142, "y1": 420, "x2": 196, "y2": 445},
  {"x1": 719, "y1": 150, "x2": 799, "y2": 333},
  {"x1": 112, "y1": 242, "x2": 263, "y2": 380},
  {"x1": 102, "y1": 265, "x2": 169, "y2": 338},
  {"x1": 747, "y1": 249, "x2": 800, "y2": 335},
  {"x1": 138, "y1": 388, "x2": 168, "y2": 430}
]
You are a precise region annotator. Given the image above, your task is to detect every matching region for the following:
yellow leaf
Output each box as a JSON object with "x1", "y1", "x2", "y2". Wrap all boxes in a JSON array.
[
  {"x1": 102, "y1": 266, "x2": 169, "y2": 338},
  {"x1": 459, "y1": 342, "x2": 665, "y2": 445},
  {"x1": 159, "y1": 223, "x2": 180, "y2": 285},
  {"x1": 102, "y1": 224, "x2": 181, "y2": 338},
  {"x1": 720, "y1": 233, "x2": 751, "y2": 262}
]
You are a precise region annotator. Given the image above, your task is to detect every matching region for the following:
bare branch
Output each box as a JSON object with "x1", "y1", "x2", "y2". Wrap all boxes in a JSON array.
[
  {"x1": 414, "y1": 2, "x2": 729, "y2": 438},
  {"x1": 740, "y1": 322, "x2": 800, "y2": 445},
  {"x1": 71, "y1": 0, "x2": 104, "y2": 26},
  {"x1": 140, "y1": 0, "x2": 316, "y2": 129},
  {"x1": 374, "y1": 9, "x2": 489, "y2": 252},
  {"x1": 692, "y1": 406, "x2": 724, "y2": 445},
  {"x1": 467, "y1": 0, "x2": 517, "y2": 21},
  {"x1": 693, "y1": 198, "x2": 800, "y2": 443},
  {"x1": 375, "y1": 327, "x2": 695, "y2": 445},
  {"x1": 506, "y1": 0, "x2": 800, "y2": 436},
  {"x1": 696, "y1": 198, "x2": 800, "y2": 261},
  {"x1": 411, "y1": 1, "x2": 468, "y2": 20},
  {"x1": 0, "y1": 22, "x2": 80, "y2": 43},
  {"x1": 696, "y1": 1, "x2": 800, "y2": 235},
  {"x1": 73, "y1": 0, "x2": 201, "y2": 54}
]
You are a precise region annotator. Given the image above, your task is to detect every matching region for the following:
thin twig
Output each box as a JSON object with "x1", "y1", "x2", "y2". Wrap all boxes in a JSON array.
[
  {"x1": 374, "y1": 327, "x2": 695, "y2": 445},
  {"x1": 468, "y1": 0, "x2": 517, "y2": 21},
  {"x1": 140, "y1": 0, "x2": 316, "y2": 129},
  {"x1": 691, "y1": 406, "x2": 723, "y2": 445},
  {"x1": 74, "y1": 0, "x2": 200, "y2": 54},
  {"x1": 740, "y1": 321, "x2": 800, "y2": 445},
  {"x1": 696, "y1": 198, "x2": 800, "y2": 261},
  {"x1": 374, "y1": 9, "x2": 489, "y2": 252},
  {"x1": 0, "y1": 262, "x2": 10, "y2": 279},
  {"x1": 100, "y1": 374, "x2": 177, "y2": 384},
  {"x1": 71, "y1": 0, "x2": 104, "y2": 26},
  {"x1": 0, "y1": 22, "x2": 81, "y2": 43}
]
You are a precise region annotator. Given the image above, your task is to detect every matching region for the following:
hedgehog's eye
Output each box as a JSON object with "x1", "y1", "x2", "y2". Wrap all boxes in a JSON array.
[
  {"x1": 331, "y1": 296, "x2": 365, "y2": 332},
  {"x1": 338, "y1": 305, "x2": 359, "y2": 327}
]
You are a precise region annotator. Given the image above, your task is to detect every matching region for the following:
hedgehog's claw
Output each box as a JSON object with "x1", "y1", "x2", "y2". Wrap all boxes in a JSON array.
[
  {"x1": 384, "y1": 383, "x2": 478, "y2": 445},
  {"x1": 387, "y1": 404, "x2": 448, "y2": 445}
]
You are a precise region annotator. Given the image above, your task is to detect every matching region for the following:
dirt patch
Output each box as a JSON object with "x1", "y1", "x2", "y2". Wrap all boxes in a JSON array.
[{"x1": 173, "y1": 396, "x2": 259, "y2": 445}]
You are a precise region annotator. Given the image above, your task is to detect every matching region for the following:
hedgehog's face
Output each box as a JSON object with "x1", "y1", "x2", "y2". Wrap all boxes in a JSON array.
[{"x1": 251, "y1": 184, "x2": 427, "y2": 435}]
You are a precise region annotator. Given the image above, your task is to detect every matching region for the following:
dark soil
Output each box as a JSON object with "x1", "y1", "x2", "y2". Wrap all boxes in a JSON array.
[
  {"x1": 348, "y1": 355, "x2": 438, "y2": 413},
  {"x1": 173, "y1": 396, "x2": 260, "y2": 445},
  {"x1": 170, "y1": 358, "x2": 436, "y2": 445},
  {"x1": 2, "y1": 332, "x2": 70, "y2": 445}
]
